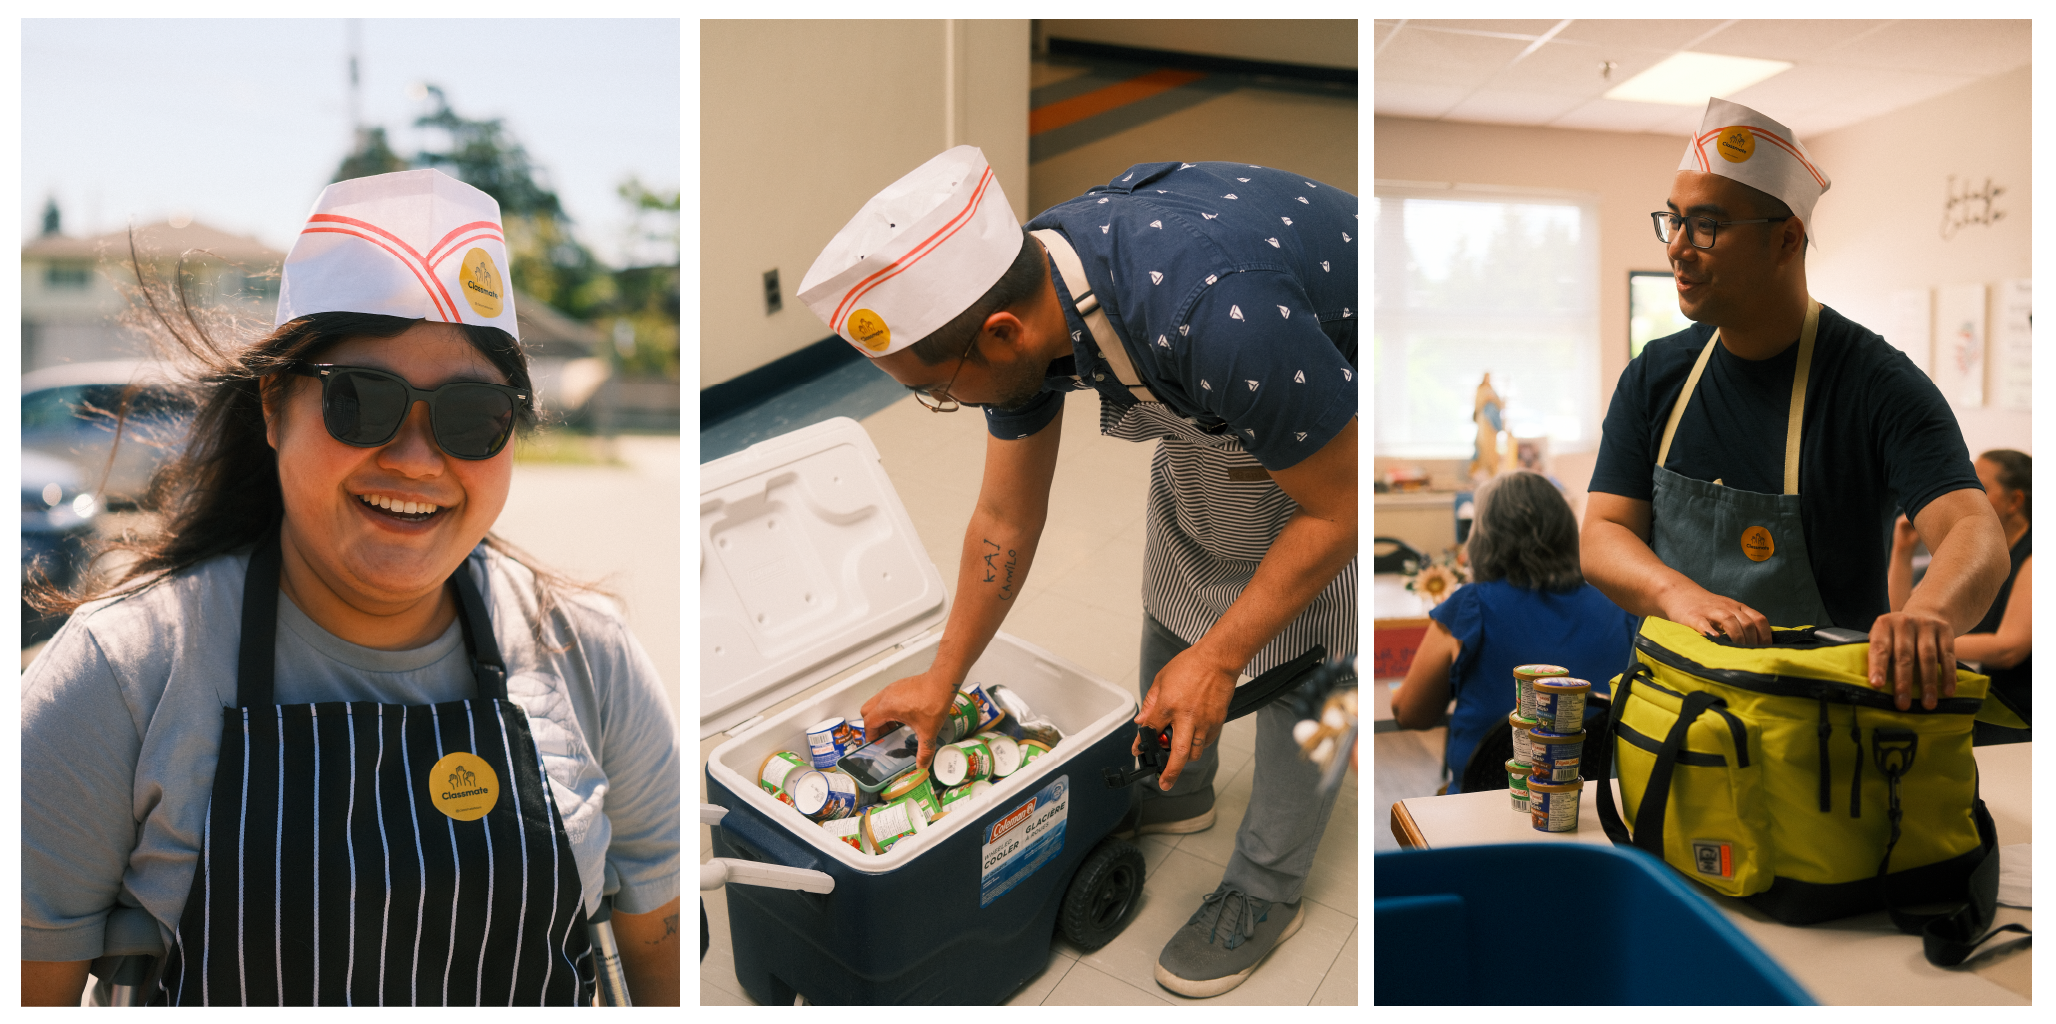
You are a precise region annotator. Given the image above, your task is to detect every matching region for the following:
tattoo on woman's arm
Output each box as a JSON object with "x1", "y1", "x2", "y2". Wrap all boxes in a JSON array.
[{"x1": 646, "y1": 913, "x2": 680, "y2": 945}]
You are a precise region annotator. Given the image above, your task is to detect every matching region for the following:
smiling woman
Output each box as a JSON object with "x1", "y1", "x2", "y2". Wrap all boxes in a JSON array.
[{"x1": 19, "y1": 170, "x2": 679, "y2": 1007}]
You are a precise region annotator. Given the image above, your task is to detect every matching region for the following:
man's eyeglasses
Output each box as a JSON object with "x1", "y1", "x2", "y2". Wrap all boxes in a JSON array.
[
  {"x1": 912, "y1": 334, "x2": 979, "y2": 413},
  {"x1": 1651, "y1": 211, "x2": 1791, "y2": 250},
  {"x1": 288, "y1": 363, "x2": 530, "y2": 460}
]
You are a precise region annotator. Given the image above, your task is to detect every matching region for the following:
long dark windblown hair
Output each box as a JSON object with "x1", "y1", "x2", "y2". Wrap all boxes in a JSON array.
[
  {"x1": 1466, "y1": 469, "x2": 1585, "y2": 593},
  {"x1": 29, "y1": 234, "x2": 595, "y2": 644}
]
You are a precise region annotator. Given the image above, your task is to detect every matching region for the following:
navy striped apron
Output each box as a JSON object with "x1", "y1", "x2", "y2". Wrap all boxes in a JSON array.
[{"x1": 155, "y1": 529, "x2": 593, "y2": 1005}]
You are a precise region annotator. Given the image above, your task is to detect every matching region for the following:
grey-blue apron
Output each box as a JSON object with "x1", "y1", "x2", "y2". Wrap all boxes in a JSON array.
[{"x1": 1649, "y1": 299, "x2": 1834, "y2": 628}]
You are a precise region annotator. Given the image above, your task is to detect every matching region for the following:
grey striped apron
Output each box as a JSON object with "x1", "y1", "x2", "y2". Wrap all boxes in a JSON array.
[
  {"x1": 155, "y1": 527, "x2": 593, "y2": 1005},
  {"x1": 1101, "y1": 400, "x2": 1359, "y2": 676},
  {"x1": 1033, "y1": 227, "x2": 1356, "y2": 675}
]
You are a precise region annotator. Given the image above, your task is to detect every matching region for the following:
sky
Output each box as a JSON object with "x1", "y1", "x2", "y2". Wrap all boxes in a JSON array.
[{"x1": 22, "y1": 18, "x2": 680, "y2": 268}]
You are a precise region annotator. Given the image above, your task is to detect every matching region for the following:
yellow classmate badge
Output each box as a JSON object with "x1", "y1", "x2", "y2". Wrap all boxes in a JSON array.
[
  {"x1": 458, "y1": 248, "x2": 505, "y2": 318},
  {"x1": 429, "y1": 752, "x2": 500, "y2": 821},
  {"x1": 846, "y1": 309, "x2": 891, "y2": 352},
  {"x1": 1740, "y1": 526, "x2": 1775, "y2": 562},
  {"x1": 1717, "y1": 127, "x2": 1756, "y2": 164}
]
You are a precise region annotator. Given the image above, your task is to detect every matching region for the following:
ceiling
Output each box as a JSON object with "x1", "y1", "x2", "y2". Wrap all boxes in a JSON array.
[{"x1": 1374, "y1": 19, "x2": 2030, "y2": 138}]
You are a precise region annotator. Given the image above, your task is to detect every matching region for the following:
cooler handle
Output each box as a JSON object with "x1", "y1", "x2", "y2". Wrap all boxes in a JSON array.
[
  {"x1": 701, "y1": 857, "x2": 836, "y2": 894},
  {"x1": 709, "y1": 797, "x2": 833, "y2": 877}
]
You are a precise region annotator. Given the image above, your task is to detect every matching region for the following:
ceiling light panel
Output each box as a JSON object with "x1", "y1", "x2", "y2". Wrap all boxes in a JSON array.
[{"x1": 1603, "y1": 51, "x2": 1794, "y2": 106}]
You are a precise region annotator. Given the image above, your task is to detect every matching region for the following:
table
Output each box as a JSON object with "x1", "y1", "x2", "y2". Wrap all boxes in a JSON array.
[{"x1": 1390, "y1": 743, "x2": 2032, "y2": 1004}]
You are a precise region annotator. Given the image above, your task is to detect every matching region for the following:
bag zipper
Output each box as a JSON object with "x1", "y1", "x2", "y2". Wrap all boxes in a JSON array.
[{"x1": 1635, "y1": 634, "x2": 1983, "y2": 715}]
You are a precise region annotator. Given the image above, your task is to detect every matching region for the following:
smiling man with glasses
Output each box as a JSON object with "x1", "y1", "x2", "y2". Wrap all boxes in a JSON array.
[
  {"x1": 1582, "y1": 98, "x2": 2007, "y2": 711},
  {"x1": 798, "y1": 146, "x2": 1356, "y2": 997}
]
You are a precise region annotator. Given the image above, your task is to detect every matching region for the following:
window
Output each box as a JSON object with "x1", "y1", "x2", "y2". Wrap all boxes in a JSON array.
[
  {"x1": 1373, "y1": 184, "x2": 1600, "y2": 459},
  {"x1": 44, "y1": 264, "x2": 90, "y2": 290},
  {"x1": 1629, "y1": 270, "x2": 1694, "y2": 360}
]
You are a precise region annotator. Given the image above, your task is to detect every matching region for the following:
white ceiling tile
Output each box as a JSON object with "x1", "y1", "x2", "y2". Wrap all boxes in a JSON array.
[
  {"x1": 1552, "y1": 19, "x2": 1731, "y2": 52},
  {"x1": 1797, "y1": 70, "x2": 1982, "y2": 132},
  {"x1": 1548, "y1": 97, "x2": 1696, "y2": 134},
  {"x1": 1439, "y1": 89, "x2": 1588, "y2": 128},
  {"x1": 1718, "y1": 63, "x2": 1877, "y2": 118},
  {"x1": 1486, "y1": 40, "x2": 1677, "y2": 98},
  {"x1": 1817, "y1": 19, "x2": 2030, "y2": 75},
  {"x1": 1408, "y1": 20, "x2": 1565, "y2": 39},
  {"x1": 1373, "y1": 80, "x2": 1474, "y2": 120},
  {"x1": 1375, "y1": 25, "x2": 1536, "y2": 89},
  {"x1": 1373, "y1": 17, "x2": 2024, "y2": 137},
  {"x1": 1693, "y1": 20, "x2": 1894, "y2": 63}
]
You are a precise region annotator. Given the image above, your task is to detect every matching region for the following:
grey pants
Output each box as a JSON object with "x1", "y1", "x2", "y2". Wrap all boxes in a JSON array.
[{"x1": 1136, "y1": 613, "x2": 1340, "y2": 904}]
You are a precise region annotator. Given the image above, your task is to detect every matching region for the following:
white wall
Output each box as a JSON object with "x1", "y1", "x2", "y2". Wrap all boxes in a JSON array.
[
  {"x1": 1804, "y1": 66, "x2": 2031, "y2": 457},
  {"x1": 699, "y1": 20, "x2": 1030, "y2": 388},
  {"x1": 1042, "y1": 19, "x2": 1357, "y2": 70}
]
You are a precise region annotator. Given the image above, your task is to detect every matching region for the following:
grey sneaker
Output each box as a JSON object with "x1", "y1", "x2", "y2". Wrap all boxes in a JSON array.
[
  {"x1": 1112, "y1": 787, "x2": 1216, "y2": 839},
  {"x1": 1153, "y1": 885, "x2": 1304, "y2": 998}
]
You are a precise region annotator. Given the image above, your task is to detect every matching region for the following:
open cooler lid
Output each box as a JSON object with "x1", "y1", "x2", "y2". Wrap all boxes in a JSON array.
[{"x1": 699, "y1": 416, "x2": 948, "y2": 738}]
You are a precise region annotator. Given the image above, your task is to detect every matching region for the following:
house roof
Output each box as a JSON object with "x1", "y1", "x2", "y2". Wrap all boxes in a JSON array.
[
  {"x1": 25, "y1": 219, "x2": 598, "y2": 352},
  {"x1": 24, "y1": 221, "x2": 282, "y2": 264}
]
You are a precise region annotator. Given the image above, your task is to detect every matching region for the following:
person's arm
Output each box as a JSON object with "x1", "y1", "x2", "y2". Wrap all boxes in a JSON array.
[
  {"x1": 1952, "y1": 556, "x2": 2031, "y2": 668},
  {"x1": 1869, "y1": 488, "x2": 2010, "y2": 709},
  {"x1": 1580, "y1": 491, "x2": 1774, "y2": 645},
  {"x1": 611, "y1": 895, "x2": 681, "y2": 1006},
  {"x1": 1390, "y1": 619, "x2": 1460, "y2": 730},
  {"x1": 1136, "y1": 419, "x2": 1358, "y2": 789},
  {"x1": 860, "y1": 415, "x2": 1064, "y2": 770},
  {"x1": 1887, "y1": 514, "x2": 1920, "y2": 612},
  {"x1": 21, "y1": 960, "x2": 92, "y2": 1006}
]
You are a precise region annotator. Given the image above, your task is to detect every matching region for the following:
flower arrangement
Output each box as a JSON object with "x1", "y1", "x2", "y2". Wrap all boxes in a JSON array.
[{"x1": 1404, "y1": 552, "x2": 1470, "y2": 608}]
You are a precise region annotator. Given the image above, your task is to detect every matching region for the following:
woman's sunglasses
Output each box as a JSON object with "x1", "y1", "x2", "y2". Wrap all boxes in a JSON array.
[{"x1": 288, "y1": 363, "x2": 530, "y2": 461}]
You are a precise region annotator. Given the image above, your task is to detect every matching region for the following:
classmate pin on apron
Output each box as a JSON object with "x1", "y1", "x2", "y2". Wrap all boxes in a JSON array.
[
  {"x1": 1649, "y1": 299, "x2": 1834, "y2": 628},
  {"x1": 156, "y1": 527, "x2": 594, "y2": 1005}
]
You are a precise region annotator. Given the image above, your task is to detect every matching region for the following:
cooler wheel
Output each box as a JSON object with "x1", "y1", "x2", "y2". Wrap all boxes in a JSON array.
[{"x1": 1058, "y1": 837, "x2": 1147, "y2": 952}]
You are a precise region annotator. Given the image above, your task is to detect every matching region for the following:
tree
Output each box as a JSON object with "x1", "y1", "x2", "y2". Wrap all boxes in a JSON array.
[{"x1": 333, "y1": 126, "x2": 408, "y2": 182}]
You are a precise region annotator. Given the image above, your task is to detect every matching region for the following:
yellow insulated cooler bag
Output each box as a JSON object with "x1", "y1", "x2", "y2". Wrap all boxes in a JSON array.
[{"x1": 1593, "y1": 617, "x2": 2029, "y2": 967}]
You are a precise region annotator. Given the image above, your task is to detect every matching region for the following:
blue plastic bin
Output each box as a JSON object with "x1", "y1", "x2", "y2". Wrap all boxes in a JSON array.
[{"x1": 1375, "y1": 843, "x2": 1813, "y2": 1005}]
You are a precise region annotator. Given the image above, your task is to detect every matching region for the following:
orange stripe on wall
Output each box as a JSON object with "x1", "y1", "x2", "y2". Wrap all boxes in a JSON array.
[{"x1": 1029, "y1": 69, "x2": 1207, "y2": 136}]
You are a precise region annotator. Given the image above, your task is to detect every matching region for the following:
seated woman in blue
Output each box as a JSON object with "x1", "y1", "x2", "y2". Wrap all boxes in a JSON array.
[{"x1": 1393, "y1": 469, "x2": 1637, "y2": 792}]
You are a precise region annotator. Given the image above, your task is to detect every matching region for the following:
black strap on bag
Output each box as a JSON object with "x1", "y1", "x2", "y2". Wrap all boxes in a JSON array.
[
  {"x1": 1594, "y1": 661, "x2": 1645, "y2": 846},
  {"x1": 1872, "y1": 731, "x2": 2030, "y2": 966}
]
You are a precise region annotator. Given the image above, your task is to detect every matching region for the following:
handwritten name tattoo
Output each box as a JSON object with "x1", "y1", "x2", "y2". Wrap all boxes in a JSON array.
[{"x1": 980, "y1": 539, "x2": 1019, "y2": 600}]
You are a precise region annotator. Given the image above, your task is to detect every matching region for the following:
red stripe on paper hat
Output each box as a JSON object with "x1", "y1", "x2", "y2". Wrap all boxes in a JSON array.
[
  {"x1": 1679, "y1": 99, "x2": 1831, "y2": 249},
  {"x1": 797, "y1": 146, "x2": 1022, "y2": 357},
  {"x1": 277, "y1": 168, "x2": 520, "y2": 340}
]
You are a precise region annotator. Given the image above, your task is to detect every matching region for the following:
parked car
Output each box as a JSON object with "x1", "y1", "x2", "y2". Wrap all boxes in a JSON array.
[
  {"x1": 21, "y1": 360, "x2": 195, "y2": 509},
  {"x1": 22, "y1": 449, "x2": 99, "y2": 646}
]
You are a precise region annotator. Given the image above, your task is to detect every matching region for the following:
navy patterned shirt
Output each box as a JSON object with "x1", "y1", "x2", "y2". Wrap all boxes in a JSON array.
[{"x1": 985, "y1": 161, "x2": 1359, "y2": 471}]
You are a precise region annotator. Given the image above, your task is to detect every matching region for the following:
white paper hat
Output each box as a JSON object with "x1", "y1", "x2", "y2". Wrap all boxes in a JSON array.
[
  {"x1": 1679, "y1": 98, "x2": 1831, "y2": 248},
  {"x1": 798, "y1": 146, "x2": 1020, "y2": 357},
  {"x1": 276, "y1": 168, "x2": 519, "y2": 339}
]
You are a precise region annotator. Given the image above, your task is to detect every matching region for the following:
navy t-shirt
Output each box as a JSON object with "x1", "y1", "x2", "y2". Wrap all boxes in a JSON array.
[
  {"x1": 1429, "y1": 580, "x2": 1636, "y2": 792},
  {"x1": 1589, "y1": 304, "x2": 1981, "y2": 630},
  {"x1": 985, "y1": 161, "x2": 1359, "y2": 471}
]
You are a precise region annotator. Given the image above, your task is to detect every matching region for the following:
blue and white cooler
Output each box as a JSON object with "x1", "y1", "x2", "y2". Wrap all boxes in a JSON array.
[{"x1": 700, "y1": 417, "x2": 1145, "y2": 1005}]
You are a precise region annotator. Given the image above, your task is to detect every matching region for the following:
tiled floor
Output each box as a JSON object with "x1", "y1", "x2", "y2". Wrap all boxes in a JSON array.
[{"x1": 699, "y1": 387, "x2": 1358, "y2": 1005}]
